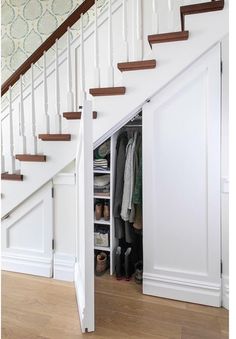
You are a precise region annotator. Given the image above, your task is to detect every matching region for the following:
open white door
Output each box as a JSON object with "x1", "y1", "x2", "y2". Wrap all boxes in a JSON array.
[{"x1": 74, "y1": 100, "x2": 95, "y2": 332}]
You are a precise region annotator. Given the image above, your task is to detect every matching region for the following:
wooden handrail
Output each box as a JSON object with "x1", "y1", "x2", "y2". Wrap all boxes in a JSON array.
[{"x1": 1, "y1": 0, "x2": 95, "y2": 97}]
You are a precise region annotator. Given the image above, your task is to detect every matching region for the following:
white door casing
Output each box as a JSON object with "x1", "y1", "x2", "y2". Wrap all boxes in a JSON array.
[
  {"x1": 143, "y1": 44, "x2": 221, "y2": 306},
  {"x1": 1, "y1": 181, "x2": 53, "y2": 277},
  {"x1": 74, "y1": 100, "x2": 95, "y2": 333}
]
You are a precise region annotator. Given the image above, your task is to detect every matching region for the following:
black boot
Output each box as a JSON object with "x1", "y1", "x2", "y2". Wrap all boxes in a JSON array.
[
  {"x1": 124, "y1": 247, "x2": 133, "y2": 281},
  {"x1": 115, "y1": 246, "x2": 123, "y2": 280}
]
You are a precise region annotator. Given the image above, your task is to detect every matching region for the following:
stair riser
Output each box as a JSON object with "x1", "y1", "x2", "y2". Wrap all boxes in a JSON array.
[{"x1": 180, "y1": 0, "x2": 224, "y2": 30}]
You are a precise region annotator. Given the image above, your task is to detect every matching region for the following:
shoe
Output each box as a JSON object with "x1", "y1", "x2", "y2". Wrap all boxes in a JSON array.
[
  {"x1": 95, "y1": 203, "x2": 103, "y2": 220},
  {"x1": 103, "y1": 202, "x2": 110, "y2": 221},
  {"x1": 134, "y1": 261, "x2": 143, "y2": 284},
  {"x1": 124, "y1": 248, "x2": 133, "y2": 281},
  {"x1": 115, "y1": 246, "x2": 123, "y2": 280},
  {"x1": 95, "y1": 252, "x2": 107, "y2": 276}
]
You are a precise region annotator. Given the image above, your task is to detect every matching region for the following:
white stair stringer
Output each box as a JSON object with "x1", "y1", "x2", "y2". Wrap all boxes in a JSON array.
[{"x1": 1, "y1": 3, "x2": 228, "y2": 217}]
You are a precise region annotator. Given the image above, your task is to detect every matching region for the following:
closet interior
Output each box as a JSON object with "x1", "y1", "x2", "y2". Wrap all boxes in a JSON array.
[{"x1": 93, "y1": 112, "x2": 143, "y2": 285}]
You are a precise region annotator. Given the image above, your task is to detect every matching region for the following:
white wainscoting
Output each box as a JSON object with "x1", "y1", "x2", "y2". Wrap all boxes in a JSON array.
[
  {"x1": 222, "y1": 275, "x2": 229, "y2": 309},
  {"x1": 52, "y1": 171, "x2": 76, "y2": 281},
  {"x1": 1, "y1": 181, "x2": 53, "y2": 277},
  {"x1": 53, "y1": 253, "x2": 75, "y2": 282}
]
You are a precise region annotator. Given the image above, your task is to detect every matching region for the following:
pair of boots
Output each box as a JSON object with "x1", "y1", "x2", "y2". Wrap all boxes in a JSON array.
[
  {"x1": 95, "y1": 202, "x2": 110, "y2": 221},
  {"x1": 115, "y1": 246, "x2": 133, "y2": 281}
]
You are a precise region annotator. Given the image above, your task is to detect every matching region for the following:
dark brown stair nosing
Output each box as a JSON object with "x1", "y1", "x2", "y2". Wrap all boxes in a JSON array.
[
  {"x1": 15, "y1": 154, "x2": 47, "y2": 162},
  {"x1": 148, "y1": 31, "x2": 189, "y2": 47},
  {"x1": 38, "y1": 134, "x2": 71, "y2": 141},
  {"x1": 1, "y1": 172, "x2": 23, "y2": 181},
  {"x1": 89, "y1": 87, "x2": 126, "y2": 97},
  {"x1": 180, "y1": 0, "x2": 224, "y2": 31},
  {"x1": 63, "y1": 111, "x2": 98, "y2": 120},
  {"x1": 117, "y1": 59, "x2": 157, "y2": 72}
]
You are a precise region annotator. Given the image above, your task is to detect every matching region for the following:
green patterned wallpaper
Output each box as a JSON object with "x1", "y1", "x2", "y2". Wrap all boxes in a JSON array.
[{"x1": 1, "y1": 0, "x2": 108, "y2": 84}]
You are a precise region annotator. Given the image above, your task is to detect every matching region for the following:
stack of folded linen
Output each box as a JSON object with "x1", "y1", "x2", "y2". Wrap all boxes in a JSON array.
[
  {"x1": 94, "y1": 175, "x2": 110, "y2": 195},
  {"x1": 94, "y1": 158, "x2": 109, "y2": 171}
]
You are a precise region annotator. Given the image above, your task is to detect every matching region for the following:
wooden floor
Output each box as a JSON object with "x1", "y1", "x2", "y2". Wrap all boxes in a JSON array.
[{"x1": 2, "y1": 271, "x2": 229, "y2": 339}]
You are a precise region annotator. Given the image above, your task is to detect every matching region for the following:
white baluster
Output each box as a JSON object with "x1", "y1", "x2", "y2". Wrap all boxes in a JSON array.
[
  {"x1": 67, "y1": 27, "x2": 74, "y2": 111},
  {"x1": 55, "y1": 39, "x2": 61, "y2": 133},
  {"x1": 107, "y1": 0, "x2": 114, "y2": 86},
  {"x1": 168, "y1": 0, "x2": 174, "y2": 31},
  {"x1": 80, "y1": 14, "x2": 86, "y2": 103},
  {"x1": 1, "y1": 124, "x2": 5, "y2": 173},
  {"x1": 122, "y1": 0, "x2": 129, "y2": 62},
  {"x1": 168, "y1": 0, "x2": 173, "y2": 11},
  {"x1": 43, "y1": 52, "x2": 50, "y2": 133},
  {"x1": 94, "y1": 0, "x2": 100, "y2": 87},
  {"x1": 136, "y1": 0, "x2": 143, "y2": 60},
  {"x1": 29, "y1": 64, "x2": 37, "y2": 154},
  {"x1": 152, "y1": 0, "x2": 159, "y2": 34},
  {"x1": 19, "y1": 77, "x2": 26, "y2": 155},
  {"x1": 8, "y1": 87, "x2": 15, "y2": 174}
]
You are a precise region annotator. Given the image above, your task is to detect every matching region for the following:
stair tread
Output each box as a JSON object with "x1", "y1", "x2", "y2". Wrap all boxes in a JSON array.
[
  {"x1": 148, "y1": 31, "x2": 189, "y2": 46},
  {"x1": 15, "y1": 154, "x2": 46, "y2": 162},
  {"x1": 1, "y1": 172, "x2": 23, "y2": 181},
  {"x1": 38, "y1": 134, "x2": 71, "y2": 141},
  {"x1": 63, "y1": 111, "x2": 98, "y2": 119},
  {"x1": 180, "y1": 0, "x2": 224, "y2": 30},
  {"x1": 118, "y1": 59, "x2": 156, "y2": 72},
  {"x1": 180, "y1": 0, "x2": 224, "y2": 15},
  {"x1": 89, "y1": 87, "x2": 126, "y2": 96}
]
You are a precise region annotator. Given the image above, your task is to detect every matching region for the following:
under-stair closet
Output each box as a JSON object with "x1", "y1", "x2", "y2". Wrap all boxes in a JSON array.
[{"x1": 94, "y1": 113, "x2": 144, "y2": 285}]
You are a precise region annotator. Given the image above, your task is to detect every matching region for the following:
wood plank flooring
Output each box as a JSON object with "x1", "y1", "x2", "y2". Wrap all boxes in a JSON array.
[{"x1": 1, "y1": 271, "x2": 229, "y2": 339}]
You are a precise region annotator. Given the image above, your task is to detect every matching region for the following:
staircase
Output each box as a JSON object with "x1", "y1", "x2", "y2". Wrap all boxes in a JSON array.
[{"x1": 1, "y1": 0, "x2": 227, "y2": 217}]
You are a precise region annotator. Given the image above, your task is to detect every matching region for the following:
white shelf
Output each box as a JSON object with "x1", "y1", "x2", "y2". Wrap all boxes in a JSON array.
[
  {"x1": 94, "y1": 217, "x2": 111, "y2": 225},
  {"x1": 94, "y1": 170, "x2": 110, "y2": 174},
  {"x1": 94, "y1": 195, "x2": 110, "y2": 199},
  {"x1": 94, "y1": 246, "x2": 111, "y2": 251}
]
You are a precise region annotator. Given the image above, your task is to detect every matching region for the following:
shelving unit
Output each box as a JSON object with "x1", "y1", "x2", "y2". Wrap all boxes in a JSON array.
[{"x1": 93, "y1": 135, "x2": 118, "y2": 275}]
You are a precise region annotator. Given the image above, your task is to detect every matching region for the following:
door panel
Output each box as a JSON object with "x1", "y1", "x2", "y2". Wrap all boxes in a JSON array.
[
  {"x1": 74, "y1": 100, "x2": 95, "y2": 333},
  {"x1": 143, "y1": 44, "x2": 221, "y2": 306}
]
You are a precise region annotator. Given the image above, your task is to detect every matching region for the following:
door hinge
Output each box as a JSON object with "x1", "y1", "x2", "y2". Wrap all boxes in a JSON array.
[
  {"x1": 221, "y1": 61, "x2": 223, "y2": 74},
  {"x1": 221, "y1": 260, "x2": 223, "y2": 275},
  {"x1": 52, "y1": 239, "x2": 55, "y2": 250},
  {"x1": 51, "y1": 187, "x2": 54, "y2": 198}
]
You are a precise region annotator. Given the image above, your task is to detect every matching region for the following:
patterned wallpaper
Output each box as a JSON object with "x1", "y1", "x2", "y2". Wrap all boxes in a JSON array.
[{"x1": 1, "y1": 0, "x2": 108, "y2": 87}]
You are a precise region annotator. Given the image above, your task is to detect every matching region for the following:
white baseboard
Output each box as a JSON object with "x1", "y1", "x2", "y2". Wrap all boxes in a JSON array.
[
  {"x1": 53, "y1": 253, "x2": 75, "y2": 282},
  {"x1": 222, "y1": 275, "x2": 229, "y2": 310},
  {"x1": 2, "y1": 252, "x2": 52, "y2": 277},
  {"x1": 143, "y1": 273, "x2": 221, "y2": 307}
]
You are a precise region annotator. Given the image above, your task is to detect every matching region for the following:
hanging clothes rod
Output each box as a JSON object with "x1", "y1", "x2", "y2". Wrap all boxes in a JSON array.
[{"x1": 123, "y1": 124, "x2": 142, "y2": 128}]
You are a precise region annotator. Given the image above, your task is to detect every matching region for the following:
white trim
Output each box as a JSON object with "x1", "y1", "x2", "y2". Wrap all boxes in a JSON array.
[
  {"x1": 2, "y1": 252, "x2": 52, "y2": 277},
  {"x1": 143, "y1": 273, "x2": 221, "y2": 307},
  {"x1": 53, "y1": 253, "x2": 75, "y2": 282},
  {"x1": 53, "y1": 173, "x2": 76, "y2": 185},
  {"x1": 222, "y1": 275, "x2": 229, "y2": 309}
]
